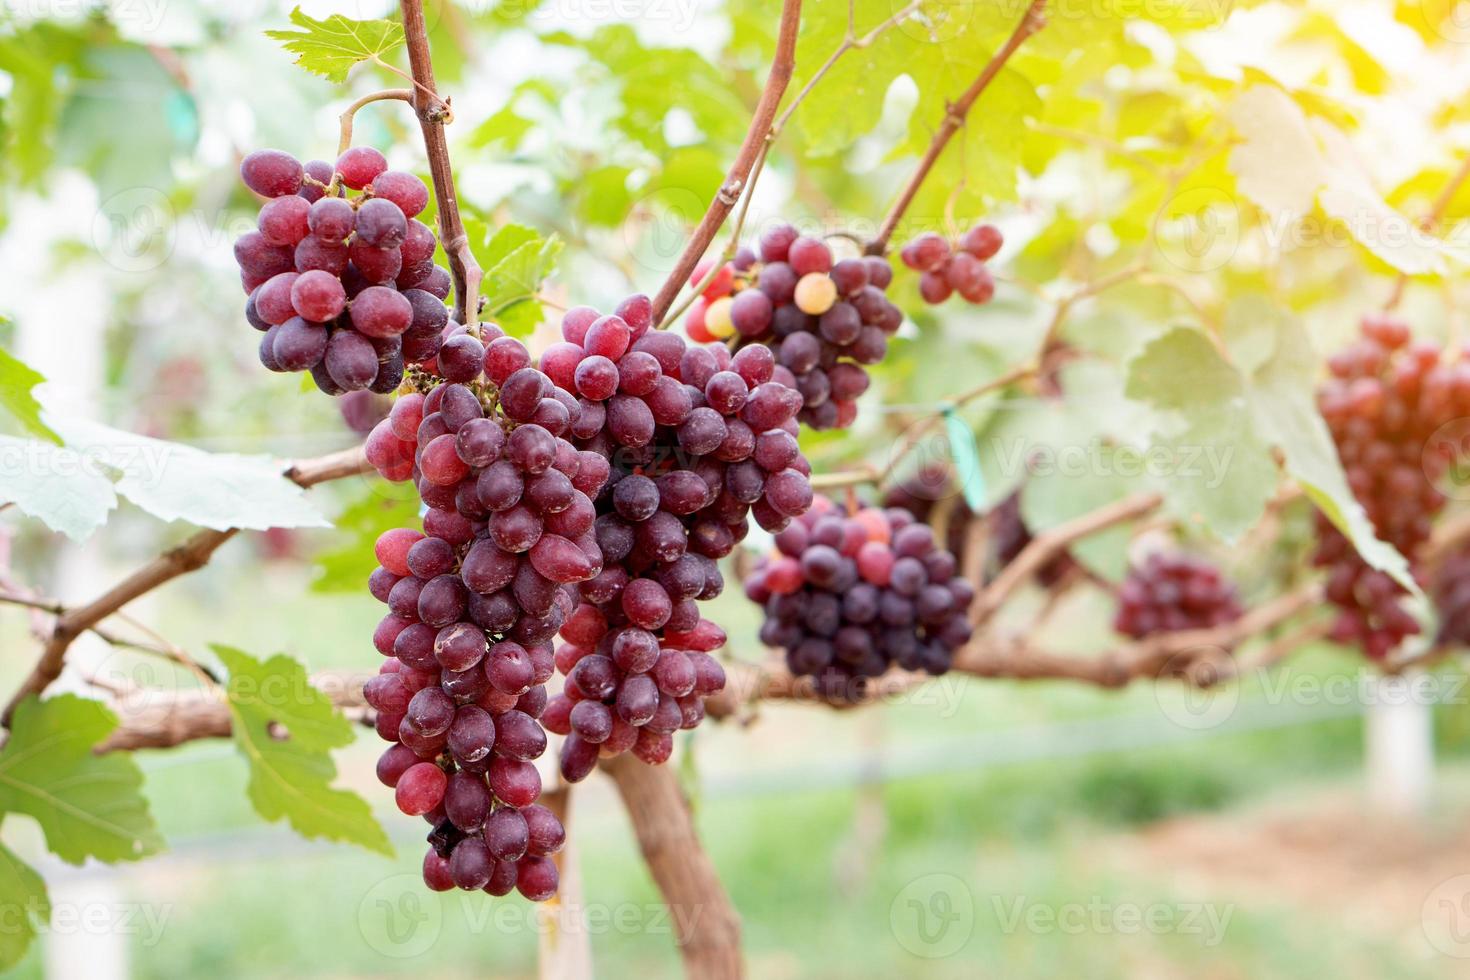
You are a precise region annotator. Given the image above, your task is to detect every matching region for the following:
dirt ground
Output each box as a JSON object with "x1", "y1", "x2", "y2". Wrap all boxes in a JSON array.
[{"x1": 1105, "y1": 785, "x2": 1470, "y2": 973}]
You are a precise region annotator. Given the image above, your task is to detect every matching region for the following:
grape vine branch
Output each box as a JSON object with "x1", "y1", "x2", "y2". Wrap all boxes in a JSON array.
[
  {"x1": 648, "y1": 0, "x2": 803, "y2": 325},
  {"x1": 398, "y1": 0, "x2": 481, "y2": 332},
  {"x1": 866, "y1": 0, "x2": 1049, "y2": 256}
]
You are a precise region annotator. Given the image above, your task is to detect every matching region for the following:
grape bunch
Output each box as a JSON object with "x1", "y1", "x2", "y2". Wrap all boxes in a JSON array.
[
  {"x1": 881, "y1": 463, "x2": 975, "y2": 563},
  {"x1": 235, "y1": 147, "x2": 452, "y2": 395},
  {"x1": 1432, "y1": 549, "x2": 1470, "y2": 647},
  {"x1": 1113, "y1": 551, "x2": 1242, "y2": 639},
  {"x1": 533, "y1": 298, "x2": 813, "y2": 779},
  {"x1": 882, "y1": 470, "x2": 1076, "y2": 587},
  {"x1": 898, "y1": 223, "x2": 1002, "y2": 306},
  {"x1": 682, "y1": 223, "x2": 905, "y2": 430},
  {"x1": 1313, "y1": 313, "x2": 1460, "y2": 658},
  {"x1": 359, "y1": 325, "x2": 628, "y2": 898},
  {"x1": 743, "y1": 496, "x2": 974, "y2": 698}
]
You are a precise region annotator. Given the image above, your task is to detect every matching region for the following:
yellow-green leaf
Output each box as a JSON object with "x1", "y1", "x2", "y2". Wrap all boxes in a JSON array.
[
  {"x1": 265, "y1": 7, "x2": 405, "y2": 84},
  {"x1": 0, "y1": 341, "x2": 60, "y2": 445},
  {"x1": 0, "y1": 839, "x2": 48, "y2": 971},
  {"x1": 214, "y1": 645, "x2": 392, "y2": 856}
]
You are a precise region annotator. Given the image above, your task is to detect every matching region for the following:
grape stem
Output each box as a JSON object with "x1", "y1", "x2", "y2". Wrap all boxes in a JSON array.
[
  {"x1": 0, "y1": 446, "x2": 369, "y2": 727},
  {"x1": 655, "y1": 0, "x2": 922, "y2": 331},
  {"x1": 865, "y1": 0, "x2": 1048, "y2": 256},
  {"x1": 968, "y1": 491, "x2": 1163, "y2": 625},
  {"x1": 0, "y1": 590, "x2": 221, "y2": 684},
  {"x1": 336, "y1": 88, "x2": 414, "y2": 157},
  {"x1": 707, "y1": 581, "x2": 1324, "y2": 721},
  {"x1": 398, "y1": 0, "x2": 483, "y2": 335},
  {"x1": 809, "y1": 465, "x2": 881, "y2": 490},
  {"x1": 649, "y1": 0, "x2": 803, "y2": 326}
]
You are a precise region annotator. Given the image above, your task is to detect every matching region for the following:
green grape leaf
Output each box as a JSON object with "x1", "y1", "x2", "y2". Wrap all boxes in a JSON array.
[
  {"x1": 493, "y1": 300, "x2": 547, "y2": 338},
  {"x1": 0, "y1": 840, "x2": 48, "y2": 971},
  {"x1": 546, "y1": 26, "x2": 747, "y2": 155},
  {"x1": 312, "y1": 484, "x2": 421, "y2": 593},
  {"x1": 478, "y1": 222, "x2": 542, "y2": 269},
  {"x1": 0, "y1": 695, "x2": 163, "y2": 865},
  {"x1": 43, "y1": 416, "x2": 330, "y2": 532},
  {"x1": 0, "y1": 435, "x2": 118, "y2": 540},
  {"x1": 265, "y1": 7, "x2": 405, "y2": 84},
  {"x1": 213, "y1": 645, "x2": 392, "y2": 856},
  {"x1": 1125, "y1": 327, "x2": 1276, "y2": 541},
  {"x1": 0, "y1": 22, "x2": 90, "y2": 187},
  {"x1": 0, "y1": 346, "x2": 59, "y2": 444},
  {"x1": 468, "y1": 104, "x2": 535, "y2": 151},
  {"x1": 482, "y1": 235, "x2": 564, "y2": 338}
]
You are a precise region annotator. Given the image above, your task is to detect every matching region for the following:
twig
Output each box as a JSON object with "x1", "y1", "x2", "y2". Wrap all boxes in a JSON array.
[
  {"x1": 1030, "y1": 122, "x2": 1166, "y2": 175},
  {"x1": 876, "y1": 359, "x2": 1039, "y2": 485},
  {"x1": 94, "y1": 669, "x2": 370, "y2": 753},
  {"x1": 0, "y1": 591, "x2": 221, "y2": 683},
  {"x1": 657, "y1": 143, "x2": 773, "y2": 332},
  {"x1": 1, "y1": 446, "x2": 368, "y2": 726},
  {"x1": 770, "y1": 0, "x2": 922, "y2": 137},
  {"x1": 809, "y1": 465, "x2": 880, "y2": 490},
  {"x1": 969, "y1": 492, "x2": 1163, "y2": 625},
  {"x1": 649, "y1": 0, "x2": 803, "y2": 326},
  {"x1": 337, "y1": 88, "x2": 414, "y2": 157},
  {"x1": 656, "y1": 0, "x2": 924, "y2": 331},
  {"x1": 866, "y1": 0, "x2": 1048, "y2": 255},
  {"x1": 1241, "y1": 619, "x2": 1332, "y2": 675},
  {"x1": 707, "y1": 582, "x2": 1324, "y2": 716},
  {"x1": 1037, "y1": 261, "x2": 1147, "y2": 357},
  {"x1": 398, "y1": 0, "x2": 482, "y2": 334}
]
